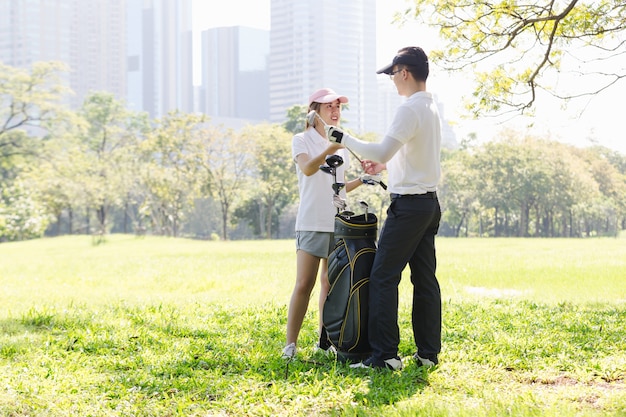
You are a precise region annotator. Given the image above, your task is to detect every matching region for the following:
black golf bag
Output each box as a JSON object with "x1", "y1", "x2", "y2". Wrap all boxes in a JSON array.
[{"x1": 323, "y1": 211, "x2": 377, "y2": 362}]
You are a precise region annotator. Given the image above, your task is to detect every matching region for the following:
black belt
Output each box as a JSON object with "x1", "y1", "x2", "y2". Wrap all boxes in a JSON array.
[{"x1": 390, "y1": 191, "x2": 437, "y2": 199}]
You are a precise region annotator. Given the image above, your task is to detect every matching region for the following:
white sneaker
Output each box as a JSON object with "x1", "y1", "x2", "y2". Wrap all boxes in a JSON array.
[
  {"x1": 350, "y1": 356, "x2": 403, "y2": 370},
  {"x1": 414, "y1": 353, "x2": 437, "y2": 367},
  {"x1": 281, "y1": 343, "x2": 296, "y2": 359},
  {"x1": 313, "y1": 343, "x2": 337, "y2": 357}
]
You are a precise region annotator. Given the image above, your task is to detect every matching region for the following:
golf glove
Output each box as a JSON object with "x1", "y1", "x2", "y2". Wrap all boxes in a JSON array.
[
  {"x1": 325, "y1": 125, "x2": 345, "y2": 144},
  {"x1": 360, "y1": 173, "x2": 383, "y2": 186},
  {"x1": 332, "y1": 194, "x2": 347, "y2": 210}
]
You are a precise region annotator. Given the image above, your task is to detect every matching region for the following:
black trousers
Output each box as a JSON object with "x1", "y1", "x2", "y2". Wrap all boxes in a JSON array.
[{"x1": 368, "y1": 193, "x2": 442, "y2": 361}]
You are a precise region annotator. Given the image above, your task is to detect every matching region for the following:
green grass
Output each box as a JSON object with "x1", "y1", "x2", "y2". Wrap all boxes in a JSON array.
[{"x1": 1, "y1": 235, "x2": 625, "y2": 416}]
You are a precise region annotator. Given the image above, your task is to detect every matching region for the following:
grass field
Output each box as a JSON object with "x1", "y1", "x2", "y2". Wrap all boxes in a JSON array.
[{"x1": 0, "y1": 235, "x2": 625, "y2": 416}]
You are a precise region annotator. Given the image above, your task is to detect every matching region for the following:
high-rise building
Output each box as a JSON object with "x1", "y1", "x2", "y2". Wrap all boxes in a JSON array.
[
  {"x1": 268, "y1": 0, "x2": 378, "y2": 134},
  {"x1": 0, "y1": 1, "x2": 71, "y2": 68},
  {"x1": 126, "y1": 0, "x2": 194, "y2": 117},
  {"x1": 0, "y1": 0, "x2": 126, "y2": 109},
  {"x1": 1, "y1": 0, "x2": 193, "y2": 118},
  {"x1": 72, "y1": 1, "x2": 127, "y2": 109},
  {"x1": 200, "y1": 26, "x2": 269, "y2": 121}
]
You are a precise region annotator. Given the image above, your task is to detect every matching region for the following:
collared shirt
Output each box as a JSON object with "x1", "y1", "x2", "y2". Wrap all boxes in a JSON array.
[
  {"x1": 385, "y1": 91, "x2": 441, "y2": 195},
  {"x1": 292, "y1": 128, "x2": 350, "y2": 232}
]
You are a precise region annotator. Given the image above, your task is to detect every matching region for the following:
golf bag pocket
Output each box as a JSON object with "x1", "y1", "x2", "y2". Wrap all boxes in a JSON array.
[{"x1": 324, "y1": 213, "x2": 377, "y2": 362}]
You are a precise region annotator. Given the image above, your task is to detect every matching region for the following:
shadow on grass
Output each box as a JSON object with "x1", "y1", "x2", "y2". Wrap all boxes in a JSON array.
[
  {"x1": 279, "y1": 353, "x2": 430, "y2": 407},
  {"x1": 4, "y1": 300, "x2": 626, "y2": 415},
  {"x1": 347, "y1": 360, "x2": 430, "y2": 406}
]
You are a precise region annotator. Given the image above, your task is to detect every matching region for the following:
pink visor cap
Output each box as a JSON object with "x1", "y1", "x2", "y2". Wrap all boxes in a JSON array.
[{"x1": 308, "y1": 88, "x2": 349, "y2": 106}]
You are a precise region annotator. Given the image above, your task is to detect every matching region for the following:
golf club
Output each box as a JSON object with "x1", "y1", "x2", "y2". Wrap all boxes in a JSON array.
[
  {"x1": 325, "y1": 154, "x2": 344, "y2": 169},
  {"x1": 319, "y1": 154, "x2": 345, "y2": 214},
  {"x1": 306, "y1": 110, "x2": 387, "y2": 190},
  {"x1": 359, "y1": 200, "x2": 369, "y2": 221},
  {"x1": 325, "y1": 155, "x2": 343, "y2": 194},
  {"x1": 332, "y1": 183, "x2": 346, "y2": 195},
  {"x1": 319, "y1": 164, "x2": 335, "y2": 175}
]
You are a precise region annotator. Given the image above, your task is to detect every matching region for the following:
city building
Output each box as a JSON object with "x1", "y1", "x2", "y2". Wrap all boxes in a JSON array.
[
  {"x1": 126, "y1": 0, "x2": 194, "y2": 117},
  {"x1": 1, "y1": 0, "x2": 193, "y2": 118},
  {"x1": 268, "y1": 0, "x2": 378, "y2": 134},
  {"x1": 0, "y1": 0, "x2": 126, "y2": 109},
  {"x1": 200, "y1": 26, "x2": 269, "y2": 121},
  {"x1": 1, "y1": 0, "x2": 456, "y2": 145}
]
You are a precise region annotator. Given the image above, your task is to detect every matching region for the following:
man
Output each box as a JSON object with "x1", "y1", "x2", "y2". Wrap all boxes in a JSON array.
[{"x1": 326, "y1": 46, "x2": 442, "y2": 370}]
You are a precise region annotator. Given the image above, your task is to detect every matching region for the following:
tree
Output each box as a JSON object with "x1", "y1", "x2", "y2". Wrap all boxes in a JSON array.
[
  {"x1": 190, "y1": 124, "x2": 252, "y2": 241},
  {"x1": 575, "y1": 146, "x2": 626, "y2": 235},
  {"x1": 0, "y1": 61, "x2": 71, "y2": 179},
  {"x1": 140, "y1": 111, "x2": 207, "y2": 237},
  {"x1": 440, "y1": 149, "x2": 479, "y2": 237},
  {"x1": 402, "y1": 1, "x2": 626, "y2": 116},
  {"x1": 28, "y1": 129, "x2": 85, "y2": 236},
  {"x1": 283, "y1": 105, "x2": 308, "y2": 134},
  {"x1": 238, "y1": 124, "x2": 297, "y2": 239},
  {"x1": 76, "y1": 92, "x2": 148, "y2": 237},
  {"x1": 0, "y1": 180, "x2": 50, "y2": 241},
  {"x1": 472, "y1": 138, "x2": 522, "y2": 236}
]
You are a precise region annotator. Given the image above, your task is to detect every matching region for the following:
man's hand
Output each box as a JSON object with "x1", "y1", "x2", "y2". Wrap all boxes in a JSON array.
[
  {"x1": 361, "y1": 160, "x2": 386, "y2": 175},
  {"x1": 325, "y1": 126, "x2": 344, "y2": 144}
]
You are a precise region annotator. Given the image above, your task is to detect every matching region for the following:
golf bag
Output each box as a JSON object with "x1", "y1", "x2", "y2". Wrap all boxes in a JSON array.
[{"x1": 323, "y1": 211, "x2": 377, "y2": 362}]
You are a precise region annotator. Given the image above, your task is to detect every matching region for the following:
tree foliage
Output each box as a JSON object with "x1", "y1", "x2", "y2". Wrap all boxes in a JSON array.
[
  {"x1": 0, "y1": 61, "x2": 71, "y2": 179},
  {"x1": 0, "y1": 180, "x2": 50, "y2": 241},
  {"x1": 283, "y1": 105, "x2": 308, "y2": 134},
  {"x1": 401, "y1": 0, "x2": 626, "y2": 116},
  {"x1": 203, "y1": 127, "x2": 254, "y2": 240},
  {"x1": 76, "y1": 92, "x2": 149, "y2": 235},
  {"x1": 1, "y1": 60, "x2": 625, "y2": 242},
  {"x1": 440, "y1": 132, "x2": 626, "y2": 237},
  {"x1": 236, "y1": 124, "x2": 297, "y2": 238},
  {"x1": 140, "y1": 111, "x2": 207, "y2": 237}
]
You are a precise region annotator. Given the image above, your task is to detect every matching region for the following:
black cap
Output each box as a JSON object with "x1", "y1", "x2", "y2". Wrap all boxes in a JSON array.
[{"x1": 376, "y1": 47, "x2": 429, "y2": 75}]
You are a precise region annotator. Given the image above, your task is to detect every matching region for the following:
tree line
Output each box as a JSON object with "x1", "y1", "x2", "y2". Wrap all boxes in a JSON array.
[
  {"x1": 441, "y1": 134, "x2": 626, "y2": 237},
  {"x1": 1, "y1": 62, "x2": 625, "y2": 242}
]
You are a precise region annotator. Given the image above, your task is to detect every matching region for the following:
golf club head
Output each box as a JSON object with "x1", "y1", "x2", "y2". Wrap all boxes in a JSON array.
[
  {"x1": 319, "y1": 164, "x2": 335, "y2": 175},
  {"x1": 360, "y1": 200, "x2": 369, "y2": 220},
  {"x1": 325, "y1": 154, "x2": 344, "y2": 168},
  {"x1": 306, "y1": 110, "x2": 317, "y2": 126},
  {"x1": 332, "y1": 182, "x2": 345, "y2": 194},
  {"x1": 306, "y1": 110, "x2": 328, "y2": 128}
]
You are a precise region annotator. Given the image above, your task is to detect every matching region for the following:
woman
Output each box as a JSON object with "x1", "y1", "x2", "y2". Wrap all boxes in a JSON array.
[{"x1": 282, "y1": 88, "x2": 363, "y2": 359}]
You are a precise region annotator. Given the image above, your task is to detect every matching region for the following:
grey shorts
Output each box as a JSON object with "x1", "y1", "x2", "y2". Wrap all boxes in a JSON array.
[{"x1": 295, "y1": 231, "x2": 335, "y2": 258}]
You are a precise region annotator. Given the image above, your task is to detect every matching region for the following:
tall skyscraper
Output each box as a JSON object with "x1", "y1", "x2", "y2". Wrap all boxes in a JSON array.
[
  {"x1": 200, "y1": 26, "x2": 269, "y2": 120},
  {"x1": 126, "y1": 0, "x2": 194, "y2": 117},
  {"x1": 0, "y1": 0, "x2": 193, "y2": 117},
  {"x1": 72, "y1": 1, "x2": 127, "y2": 109},
  {"x1": 0, "y1": 1, "x2": 71, "y2": 68},
  {"x1": 0, "y1": 0, "x2": 126, "y2": 109},
  {"x1": 269, "y1": 0, "x2": 378, "y2": 134}
]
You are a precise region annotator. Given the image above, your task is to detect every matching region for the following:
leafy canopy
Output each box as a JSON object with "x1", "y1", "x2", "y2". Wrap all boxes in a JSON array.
[{"x1": 401, "y1": 0, "x2": 626, "y2": 116}]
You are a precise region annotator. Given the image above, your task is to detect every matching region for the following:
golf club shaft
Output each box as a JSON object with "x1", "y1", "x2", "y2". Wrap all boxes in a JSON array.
[{"x1": 339, "y1": 146, "x2": 389, "y2": 192}]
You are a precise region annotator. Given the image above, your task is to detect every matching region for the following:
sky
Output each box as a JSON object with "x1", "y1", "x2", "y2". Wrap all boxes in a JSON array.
[{"x1": 192, "y1": 0, "x2": 626, "y2": 154}]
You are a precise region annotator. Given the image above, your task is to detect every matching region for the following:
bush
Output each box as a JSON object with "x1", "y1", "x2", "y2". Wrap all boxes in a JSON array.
[{"x1": 0, "y1": 182, "x2": 51, "y2": 241}]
